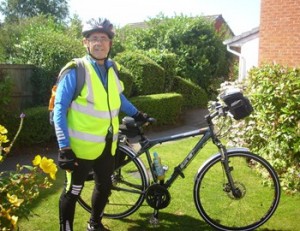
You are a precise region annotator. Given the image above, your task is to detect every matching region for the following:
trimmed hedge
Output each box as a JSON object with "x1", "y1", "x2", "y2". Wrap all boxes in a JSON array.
[
  {"x1": 130, "y1": 93, "x2": 183, "y2": 126},
  {"x1": 4, "y1": 106, "x2": 55, "y2": 147},
  {"x1": 118, "y1": 65, "x2": 134, "y2": 98},
  {"x1": 172, "y1": 76, "x2": 208, "y2": 109},
  {"x1": 114, "y1": 51, "x2": 165, "y2": 96},
  {"x1": 3, "y1": 93, "x2": 183, "y2": 147},
  {"x1": 143, "y1": 49, "x2": 178, "y2": 92}
]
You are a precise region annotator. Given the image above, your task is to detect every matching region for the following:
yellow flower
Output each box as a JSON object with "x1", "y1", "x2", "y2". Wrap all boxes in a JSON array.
[
  {"x1": 0, "y1": 125, "x2": 8, "y2": 134},
  {"x1": 0, "y1": 155, "x2": 2, "y2": 162},
  {"x1": 32, "y1": 154, "x2": 42, "y2": 166},
  {"x1": 11, "y1": 215, "x2": 18, "y2": 228},
  {"x1": 3, "y1": 146, "x2": 11, "y2": 154},
  {"x1": 7, "y1": 194, "x2": 24, "y2": 207},
  {"x1": 1, "y1": 207, "x2": 11, "y2": 220},
  {"x1": 39, "y1": 157, "x2": 58, "y2": 180},
  {"x1": 49, "y1": 170, "x2": 57, "y2": 180},
  {"x1": 32, "y1": 155, "x2": 58, "y2": 180},
  {"x1": 0, "y1": 125, "x2": 9, "y2": 145}
]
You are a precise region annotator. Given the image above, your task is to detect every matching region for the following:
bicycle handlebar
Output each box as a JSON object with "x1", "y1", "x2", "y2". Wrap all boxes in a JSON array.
[
  {"x1": 120, "y1": 92, "x2": 252, "y2": 137},
  {"x1": 120, "y1": 101, "x2": 228, "y2": 133},
  {"x1": 208, "y1": 102, "x2": 230, "y2": 120}
]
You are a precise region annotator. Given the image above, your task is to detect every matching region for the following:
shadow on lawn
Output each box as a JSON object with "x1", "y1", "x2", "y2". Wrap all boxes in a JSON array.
[
  {"x1": 117, "y1": 211, "x2": 287, "y2": 231},
  {"x1": 119, "y1": 212, "x2": 213, "y2": 231}
]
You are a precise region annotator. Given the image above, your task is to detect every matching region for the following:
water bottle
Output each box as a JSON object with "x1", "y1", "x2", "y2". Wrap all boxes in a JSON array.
[{"x1": 153, "y1": 152, "x2": 165, "y2": 181}]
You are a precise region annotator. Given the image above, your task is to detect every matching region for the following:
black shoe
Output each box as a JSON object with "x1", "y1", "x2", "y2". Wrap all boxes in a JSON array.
[{"x1": 87, "y1": 222, "x2": 110, "y2": 231}]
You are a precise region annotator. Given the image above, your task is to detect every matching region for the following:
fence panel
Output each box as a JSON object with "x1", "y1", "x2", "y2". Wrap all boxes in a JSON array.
[{"x1": 0, "y1": 64, "x2": 35, "y2": 111}]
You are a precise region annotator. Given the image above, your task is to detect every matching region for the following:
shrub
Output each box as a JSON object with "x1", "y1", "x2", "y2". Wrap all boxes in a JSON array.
[
  {"x1": 213, "y1": 65, "x2": 300, "y2": 193},
  {"x1": 114, "y1": 51, "x2": 165, "y2": 96},
  {"x1": 4, "y1": 107, "x2": 54, "y2": 147},
  {"x1": 116, "y1": 15, "x2": 230, "y2": 95},
  {"x1": 0, "y1": 70, "x2": 12, "y2": 120},
  {"x1": 130, "y1": 93, "x2": 183, "y2": 126},
  {"x1": 172, "y1": 76, "x2": 208, "y2": 109},
  {"x1": 143, "y1": 49, "x2": 178, "y2": 92},
  {"x1": 0, "y1": 116, "x2": 57, "y2": 230},
  {"x1": 245, "y1": 64, "x2": 300, "y2": 193},
  {"x1": 118, "y1": 65, "x2": 134, "y2": 98},
  {"x1": 12, "y1": 16, "x2": 84, "y2": 106}
]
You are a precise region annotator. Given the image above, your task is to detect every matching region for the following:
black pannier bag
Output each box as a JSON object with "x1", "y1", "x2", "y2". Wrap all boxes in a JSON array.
[{"x1": 220, "y1": 89, "x2": 253, "y2": 120}]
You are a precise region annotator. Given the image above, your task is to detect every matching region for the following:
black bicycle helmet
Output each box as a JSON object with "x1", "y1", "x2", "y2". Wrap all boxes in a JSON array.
[{"x1": 82, "y1": 18, "x2": 115, "y2": 39}]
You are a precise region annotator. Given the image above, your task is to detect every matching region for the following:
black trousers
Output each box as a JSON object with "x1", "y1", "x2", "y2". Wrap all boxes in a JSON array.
[{"x1": 59, "y1": 140, "x2": 114, "y2": 231}]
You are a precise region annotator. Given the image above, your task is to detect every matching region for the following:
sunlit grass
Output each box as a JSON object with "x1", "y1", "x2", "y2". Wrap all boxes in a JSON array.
[{"x1": 18, "y1": 137, "x2": 300, "y2": 231}]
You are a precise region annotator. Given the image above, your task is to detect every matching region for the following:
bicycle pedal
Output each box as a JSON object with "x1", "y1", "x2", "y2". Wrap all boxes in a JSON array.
[{"x1": 149, "y1": 215, "x2": 159, "y2": 227}]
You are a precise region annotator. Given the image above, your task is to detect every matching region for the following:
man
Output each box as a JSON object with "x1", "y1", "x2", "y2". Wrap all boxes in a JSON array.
[{"x1": 53, "y1": 18, "x2": 148, "y2": 231}]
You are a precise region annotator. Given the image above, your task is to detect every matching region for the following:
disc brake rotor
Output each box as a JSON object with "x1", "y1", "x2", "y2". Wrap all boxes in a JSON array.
[{"x1": 224, "y1": 182, "x2": 246, "y2": 199}]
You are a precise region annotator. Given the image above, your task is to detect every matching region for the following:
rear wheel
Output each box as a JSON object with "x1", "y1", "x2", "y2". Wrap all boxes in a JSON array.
[
  {"x1": 78, "y1": 145, "x2": 149, "y2": 218},
  {"x1": 194, "y1": 150, "x2": 280, "y2": 231}
]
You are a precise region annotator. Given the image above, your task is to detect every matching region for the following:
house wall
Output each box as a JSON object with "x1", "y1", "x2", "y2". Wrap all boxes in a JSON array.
[
  {"x1": 241, "y1": 38, "x2": 259, "y2": 78},
  {"x1": 259, "y1": 0, "x2": 300, "y2": 66}
]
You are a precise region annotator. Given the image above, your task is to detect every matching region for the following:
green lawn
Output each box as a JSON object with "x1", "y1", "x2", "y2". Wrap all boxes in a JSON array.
[{"x1": 18, "y1": 138, "x2": 300, "y2": 231}]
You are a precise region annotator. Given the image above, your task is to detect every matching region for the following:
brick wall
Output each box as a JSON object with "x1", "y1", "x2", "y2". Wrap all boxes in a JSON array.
[{"x1": 259, "y1": 0, "x2": 300, "y2": 66}]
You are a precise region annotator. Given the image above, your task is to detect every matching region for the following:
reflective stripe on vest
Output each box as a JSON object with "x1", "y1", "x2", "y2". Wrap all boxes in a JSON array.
[
  {"x1": 69, "y1": 129, "x2": 119, "y2": 143},
  {"x1": 67, "y1": 57, "x2": 122, "y2": 160}
]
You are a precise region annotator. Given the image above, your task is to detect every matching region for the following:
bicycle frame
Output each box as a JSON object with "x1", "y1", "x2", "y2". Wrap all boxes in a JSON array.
[
  {"x1": 137, "y1": 127, "x2": 211, "y2": 188},
  {"x1": 132, "y1": 111, "x2": 227, "y2": 189}
]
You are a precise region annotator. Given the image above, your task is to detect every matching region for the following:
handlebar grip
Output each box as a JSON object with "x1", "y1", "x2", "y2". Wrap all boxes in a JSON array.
[
  {"x1": 121, "y1": 116, "x2": 156, "y2": 129},
  {"x1": 147, "y1": 117, "x2": 156, "y2": 124}
]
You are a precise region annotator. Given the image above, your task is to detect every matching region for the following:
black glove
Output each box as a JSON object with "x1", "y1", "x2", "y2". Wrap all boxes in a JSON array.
[
  {"x1": 132, "y1": 111, "x2": 149, "y2": 123},
  {"x1": 58, "y1": 149, "x2": 77, "y2": 171}
]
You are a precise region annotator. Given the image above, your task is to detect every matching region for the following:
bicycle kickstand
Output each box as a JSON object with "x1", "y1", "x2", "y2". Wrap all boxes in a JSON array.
[{"x1": 149, "y1": 209, "x2": 160, "y2": 226}]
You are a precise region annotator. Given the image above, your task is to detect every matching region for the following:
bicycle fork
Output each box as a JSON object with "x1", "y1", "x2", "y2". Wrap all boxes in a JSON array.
[{"x1": 219, "y1": 145, "x2": 243, "y2": 199}]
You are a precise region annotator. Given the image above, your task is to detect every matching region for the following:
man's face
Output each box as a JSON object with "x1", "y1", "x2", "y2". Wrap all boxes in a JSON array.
[{"x1": 84, "y1": 32, "x2": 111, "y2": 62}]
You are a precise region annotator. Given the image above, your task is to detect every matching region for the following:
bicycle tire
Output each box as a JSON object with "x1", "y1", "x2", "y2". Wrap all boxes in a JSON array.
[
  {"x1": 78, "y1": 144, "x2": 150, "y2": 219},
  {"x1": 193, "y1": 149, "x2": 281, "y2": 231}
]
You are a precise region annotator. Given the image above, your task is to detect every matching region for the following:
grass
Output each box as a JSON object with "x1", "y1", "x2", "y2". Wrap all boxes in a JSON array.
[{"x1": 18, "y1": 137, "x2": 300, "y2": 231}]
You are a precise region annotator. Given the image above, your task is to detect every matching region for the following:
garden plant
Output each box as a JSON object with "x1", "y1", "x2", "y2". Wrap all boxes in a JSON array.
[{"x1": 0, "y1": 114, "x2": 57, "y2": 230}]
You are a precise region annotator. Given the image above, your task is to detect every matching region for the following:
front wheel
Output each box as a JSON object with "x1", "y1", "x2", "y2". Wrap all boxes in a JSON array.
[
  {"x1": 193, "y1": 150, "x2": 281, "y2": 231},
  {"x1": 78, "y1": 145, "x2": 150, "y2": 219}
]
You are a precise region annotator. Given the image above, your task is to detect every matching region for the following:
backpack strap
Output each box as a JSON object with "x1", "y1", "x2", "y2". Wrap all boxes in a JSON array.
[
  {"x1": 73, "y1": 58, "x2": 85, "y2": 100},
  {"x1": 56, "y1": 58, "x2": 86, "y2": 100},
  {"x1": 63, "y1": 58, "x2": 117, "y2": 101},
  {"x1": 48, "y1": 58, "x2": 85, "y2": 126},
  {"x1": 111, "y1": 60, "x2": 119, "y2": 78}
]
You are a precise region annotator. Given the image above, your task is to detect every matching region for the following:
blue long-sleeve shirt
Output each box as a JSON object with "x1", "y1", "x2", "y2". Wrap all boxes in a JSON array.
[{"x1": 53, "y1": 56, "x2": 138, "y2": 149}]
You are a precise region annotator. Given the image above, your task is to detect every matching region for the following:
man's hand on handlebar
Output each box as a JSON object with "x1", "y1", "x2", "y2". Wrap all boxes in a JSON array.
[
  {"x1": 132, "y1": 111, "x2": 150, "y2": 123},
  {"x1": 131, "y1": 111, "x2": 156, "y2": 127}
]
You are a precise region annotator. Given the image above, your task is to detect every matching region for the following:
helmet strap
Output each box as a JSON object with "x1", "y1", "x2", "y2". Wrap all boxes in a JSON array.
[
  {"x1": 90, "y1": 53, "x2": 107, "y2": 61},
  {"x1": 86, "y1": 41, "x2": 112, "y2": 61},
  {"x1": 86, "y1": 47, "x2": 108, "y2": 61}
]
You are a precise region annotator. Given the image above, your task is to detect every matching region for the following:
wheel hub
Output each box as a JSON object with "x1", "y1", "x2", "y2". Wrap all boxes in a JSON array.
[{"x1": 224, "y1": 182, "x2": 246, "y2": 199}]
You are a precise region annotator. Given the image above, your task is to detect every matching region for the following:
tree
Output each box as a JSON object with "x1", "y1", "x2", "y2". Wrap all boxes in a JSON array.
[
  {"x1": 115, "y1": 14, "x2": 230, "y2": 96},
  {"x1": 0, "y1": 15, "x2": 84, "y2": 105},
  {"x1": 0, "y1": 0, "x2": 69, "y2": 23}
]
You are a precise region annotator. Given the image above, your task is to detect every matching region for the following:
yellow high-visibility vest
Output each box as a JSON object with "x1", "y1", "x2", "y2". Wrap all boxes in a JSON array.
[{"x1": 67, "y1": 57, "x2": 123, "y2": 160}]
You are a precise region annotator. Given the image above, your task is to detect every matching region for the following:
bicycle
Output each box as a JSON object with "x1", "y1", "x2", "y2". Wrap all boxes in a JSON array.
[{"x1": 78, "y1": 90, "x2": 281, "y2": 231}]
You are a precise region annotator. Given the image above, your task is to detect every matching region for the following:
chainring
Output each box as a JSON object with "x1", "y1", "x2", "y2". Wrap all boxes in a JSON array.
[{"x1": 145, "y1": 184, "x2": 171, "y2": 209}]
